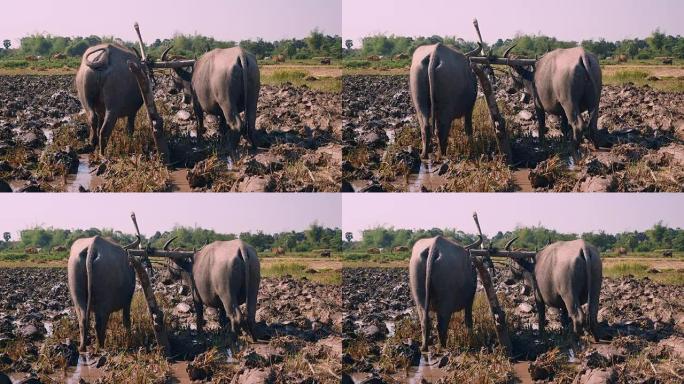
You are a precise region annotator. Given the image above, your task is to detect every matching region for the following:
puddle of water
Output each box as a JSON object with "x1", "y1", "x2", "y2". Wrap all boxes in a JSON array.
[
  {"x1": 224, "y1": 156, "x2": 234, "y2": 171},
  {"x1": 512, "y1": 168, "x2": 533, "y2": 192},
  {"x1": 513, "y1": 361, "x2": 533, "y2": 384},
  {"x1": 565, "y1": 155, "x2": 576, "y2": 171},
  {"x1": 42, "y1": 128, "x2": 54, "y2": 145},
  {"x1": 170, "y1": 169, "x2": 192, "y2": 192},
  {"x1": 65, "y1": 154, "x2": 93, "y2": 192},
  {"x1": 407, "y1": 161, "x2": 446, "y2": 192},
  {"x1": 63, "y1": 354, "x2": 104, "y2": 384},
  {"x1": 44, "y1": 321, "x2": 53, "y2": 336},
  {"x1": 386, "y1": 129, "x2": 396, "y2": 145},
  {"x1": 404, "y1": 353, "x2": 447, "y2": 384},
  {"x1": 385, "y1": 321, "x2": 396, "y2": 337}
]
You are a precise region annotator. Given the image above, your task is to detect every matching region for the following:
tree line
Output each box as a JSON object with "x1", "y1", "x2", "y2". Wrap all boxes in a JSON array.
[
  {"x1": 347, "y1": 222, "x2": 684, "y2": 253},
  {"x1": 0, "y1": 29, "x2": 342, "y2": 60},
  {"x1": 0, "y1": 224, "x2": 343, "y2": 253},
  {"x1": 345, "y1": 29, "x2": 684, "y2": 60}
]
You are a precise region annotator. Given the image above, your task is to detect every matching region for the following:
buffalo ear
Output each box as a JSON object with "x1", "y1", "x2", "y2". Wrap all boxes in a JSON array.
[{"x1": 174, "y1": 67, "x2": 193, "y2": 82}]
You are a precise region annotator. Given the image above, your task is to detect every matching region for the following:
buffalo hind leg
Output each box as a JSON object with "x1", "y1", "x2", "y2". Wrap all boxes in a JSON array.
[
  {"x1": 418, "y1": 113, "x2": 431, "y2": 159},
  {"x1": 436, "y1": 119, "x2": 451, "y2": 159},
  {"x1": 193, "y1": 299, "x2": 205, "y2": 334},
  {"x1": 98, "y1": 112, "x2": 117, "y2": 156},
  {"x1": 536, "y1": 107, "x2": 547, "y2": 143},
  {"x1": 418, "y1": 306, "x2": 430, "y2": 352},
  {"x1": 87, "y1": 111, "x2": 100, "y2": 148},
  {"x1": 564, "y1": 295, "x2": 586, "y2": 341},
  {"x1": 562, "y1": 102, "x2": 584, "y2": 161},
  {"x1": 534, "y1": 291, "x2": 547, "y2": 339},
  {"x1": 126, "y1": 113, "x2": 136, "y2": 137},
  {"x1": 219, "y1": 294, "x2": 244, "y2": 348},
  {"x1": 588, "y1": 282, "x2": 602, "y2": 341},
  {"x1": 560, "y1": 113, "x2": 571, "y2": 140},
  {"x1": 464, "y1": 111, "x2": 474, "y2": 155},
  {"x1": 463, "y1": 302, "x2": 475, "y2": 342},
  {"x1": 122, "y1": 302, "x2": 131, "y2": 332},
  {"x1": 246, "y1": 282, "x2": 259, "y2": 341},
  {"x1": 77, "y1": 307, "x2": 89, "y2": 352},
  {"x1": 437, "y1": 311, "x2": 452, "y2": 349},
  {"x1": 95, "y1": 311, "x2": 111, "y2": 349},
  {"x1": 192, "y1": 101, "x2": 205, "y2": 140}
]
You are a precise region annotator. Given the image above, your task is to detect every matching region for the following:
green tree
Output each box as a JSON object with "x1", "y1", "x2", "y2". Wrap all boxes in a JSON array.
[
  {"x1": 2, "y1": 232, "x2": 10, "y2": 242},
  {"x1": 2, "y1": 40, "x2": 10, "y2": 50},
  {"x1": 345, "y1": 39, "x2": 353, "y2": 50},
  {"x1": 345, "y1": 232, "x2": 353, "y2": 242}
]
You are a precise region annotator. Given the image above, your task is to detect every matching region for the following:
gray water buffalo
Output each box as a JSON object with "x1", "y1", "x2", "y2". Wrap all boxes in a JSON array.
[
  {"x1": 167, "y1": 239, "x2": 260, "y2": 343},
  {"x1": 409, "y1": 235, "x2": 482, "y2": 351},
  {"x1": 68, "y1": 235, "x2": 139, "y2": 351},
  {"x1": 511, "y1": 239, "x2": 602, "y2": 340},
  {"x1": 75, "y1": 43, "x2": 143, "y2": 154},
  {"x1": 507, "y1": 46, "x2": 602, "y2": 157},
  {"x1": 164, "y1": 47, "x2": 260, "y2": 154},
  {"x1": 410, "y1": 43, "x2": 480, "y2": 159}
]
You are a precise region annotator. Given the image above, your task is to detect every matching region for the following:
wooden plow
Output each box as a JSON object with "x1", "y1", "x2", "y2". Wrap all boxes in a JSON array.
[
  {"x1": 126, "y1": 22, "x2": 196, "y2": 164},
  {"x1": 463, "y1": 19, "x2": 538, "y2": 162},
  {"x1": 467, "y1": 212, "x2": 539, "y2": 357},
  {"x1": 124, "y1": 212, "x2": 196, "y2": 357}
]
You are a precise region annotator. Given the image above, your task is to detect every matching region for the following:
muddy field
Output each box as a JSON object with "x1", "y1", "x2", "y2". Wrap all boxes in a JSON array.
[
  {"x1": 0, "y1": 73, "x2": 341, "y2": 192},
  {"x1": 341, "y1": 267, "x2": 684, "y2": 383},
  {"x1": 0, "y1": 267, "x2": 342, "y2": 383},
  {"x1": 342, "y1": 75, "x2": 684, "y2": 192}
]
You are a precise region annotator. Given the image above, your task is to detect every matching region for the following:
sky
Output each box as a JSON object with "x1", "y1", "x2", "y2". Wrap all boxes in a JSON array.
[
  {"x1": 342, "y1": 194, "x2": 684, "y2": 239},
  {"x1": 3, "y1": 0, "x2": 341, "y2": 46},
  {"x1": 0, "y1": 194, "x2": 341, "y2": 238},
  {"x1": 343, "y1": 0, "x2": 683, "y2": 46}
]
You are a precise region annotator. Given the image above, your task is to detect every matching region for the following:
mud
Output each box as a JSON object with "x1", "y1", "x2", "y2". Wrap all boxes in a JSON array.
[
  {"x1": 342, "y1": 75, "x2": 684, "y2": 192},
  {"x1": 341, "y1": 267, "x2": 684, "y2": 383},
  {"x1": 0, "y1": 74, "x2": 341, "y2": 192},
  {"x1": 0, "y1": 267, "x2": 342, "y2": 383}
]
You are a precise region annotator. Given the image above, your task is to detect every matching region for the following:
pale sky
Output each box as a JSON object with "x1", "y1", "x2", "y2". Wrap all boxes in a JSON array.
[
  {"x1": 0, "y1": 194, "x2": 341, "y2": 239},
  {"x1": 4, "y1": 0, "x2": 341, "y2": 46},
  {"x1": 343, "y1": 0, "x2": 683, "y2": 46},
  {"x1": 342, "y1": 194, "x2": 684, "y2": 239}
]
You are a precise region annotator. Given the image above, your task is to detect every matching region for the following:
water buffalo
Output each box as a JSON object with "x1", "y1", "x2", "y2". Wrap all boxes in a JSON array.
[
  {"x1": 75, "y1": 43, "x2": 143, "y2": 154},
  {"x1": 274, "y1": 54, "x2": 286, "y2": 63},
  {"x1": 167, "y1": 240, "x2": 260, "y2": 343},
  {"x1": 506, "y1": 46, "x2": 602, "y2": 158},
  {"x1": 165, "y1": 47, "x2": 260, "y2": 154},
  {"x1": 68, "y1": 235, "x2": 139, "y2": 351},
  {"x1": 320, "y1": 57, "x2": 332, "y2": 65},
  {"x1": 409, "y1": 43, "x2": 480, "y2": 159},
  {"x1": 511, "y1": 239, "x2": 602, "y2": 340},
  {"x1": 409, "y1": 235, "x2": 482, "y2": 351}
]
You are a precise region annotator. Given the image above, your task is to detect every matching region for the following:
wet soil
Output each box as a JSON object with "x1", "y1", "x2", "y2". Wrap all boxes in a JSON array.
[
  {"x1": 341, "y1": 267, "x2": 684, "y2": 383},
  {"x1": 342, "y1": 75, "x2": 684, "y2": 192},
  {"x1": 0, "y1": 74, "x2": 341, "y2": 192},
  {"x1": 0, "y1": 267, "x2": 342, "y2": 383}
]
